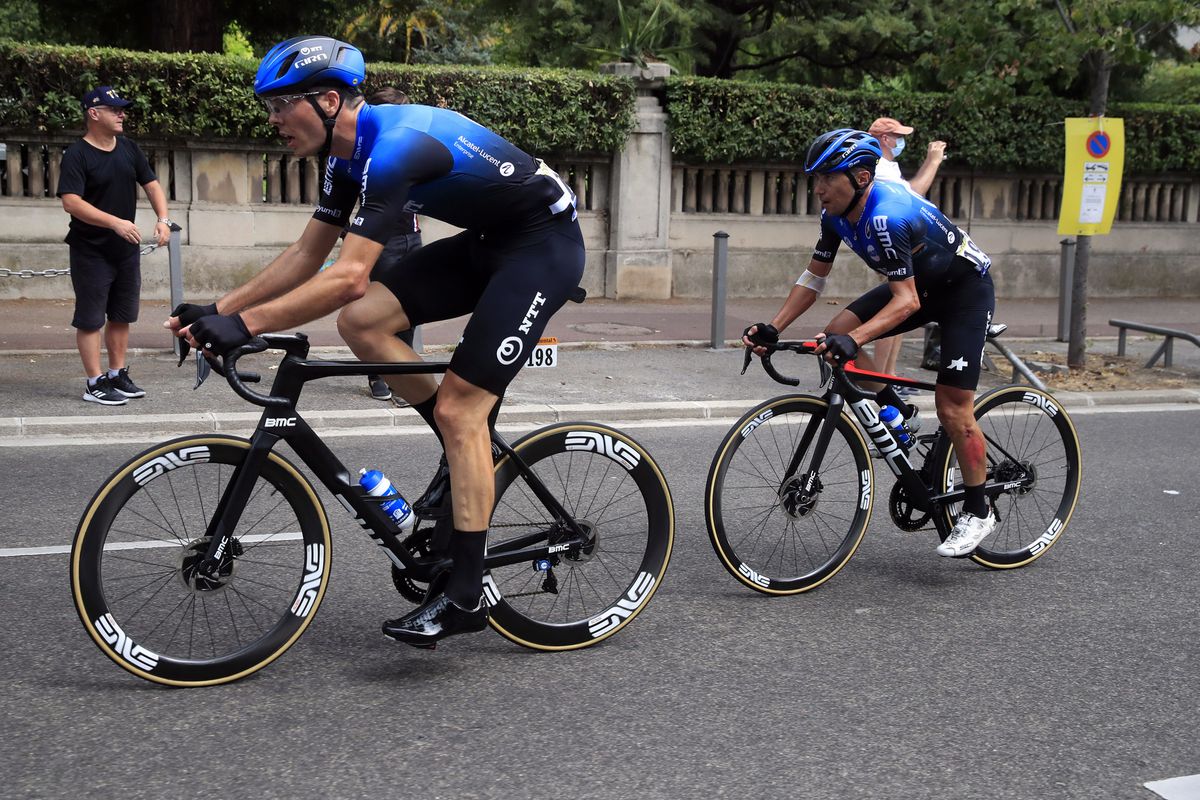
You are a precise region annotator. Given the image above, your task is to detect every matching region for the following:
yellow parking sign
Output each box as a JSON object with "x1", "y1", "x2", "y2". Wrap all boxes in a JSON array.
[{"x1": 1058, "y1": 117, "x2": 1124, "y2": 236}]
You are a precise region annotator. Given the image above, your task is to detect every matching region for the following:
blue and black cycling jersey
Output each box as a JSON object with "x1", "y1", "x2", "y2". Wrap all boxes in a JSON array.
[
  {"x1": 313, "y1": 103, "x2": 576, "y2": 242},
  {"x1": 812, "y1": 180, "x2": 990, "y2": 284}
]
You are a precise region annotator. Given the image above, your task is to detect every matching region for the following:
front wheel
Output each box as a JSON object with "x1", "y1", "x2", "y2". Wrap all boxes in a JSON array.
[
  {"x1": 70, "y1": 435, "x2": 332, "y2": 686},
  {"x1": 485, "y1": 422, "x2": 674, "y2": 650},
  {"x1": 705, "y1": 395, "x2": 874, "y2": 594},
  {"x1": 934, "y1": 386, "x2": 1082, "y2": 569}
]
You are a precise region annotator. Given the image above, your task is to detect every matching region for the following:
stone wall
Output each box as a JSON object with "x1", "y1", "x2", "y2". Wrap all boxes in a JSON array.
[{"x1": 2, "y1": 86, "x2": 1198, "y2": 301}]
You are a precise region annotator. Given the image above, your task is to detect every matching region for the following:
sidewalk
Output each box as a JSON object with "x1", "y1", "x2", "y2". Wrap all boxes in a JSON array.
[{"x1": 1, "y1": 295, "x2": 1197, "y2": 440}]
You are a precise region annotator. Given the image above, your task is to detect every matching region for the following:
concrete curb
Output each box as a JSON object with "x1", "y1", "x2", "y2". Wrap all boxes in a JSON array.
[{"x1": 2, "y1": 390, "x2": 1197, "y2": 441}]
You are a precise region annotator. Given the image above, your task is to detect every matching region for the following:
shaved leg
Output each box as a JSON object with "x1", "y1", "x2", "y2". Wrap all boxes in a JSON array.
[{"x1": 337, "y1": 283, "x2": 437, "y2": 404}]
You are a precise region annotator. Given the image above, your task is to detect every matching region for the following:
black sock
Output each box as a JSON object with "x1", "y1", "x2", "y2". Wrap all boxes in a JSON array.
[
  {"x1": 412, "y1": 392, "x2": 444, "y2": 446},
  {"x1": 445, "y1": 529, "x2": 486, "y2": 608},
  {"x1": 962, "y1": 483, "x2": 987, "y2": 518},
  {"x1": 878, "y1": 385, "x2": 907, "y2": 413}
]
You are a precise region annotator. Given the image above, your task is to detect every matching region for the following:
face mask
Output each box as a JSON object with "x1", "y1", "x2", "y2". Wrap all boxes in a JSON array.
[{"x1": 891, "y1": 136, "x2": 906, "y2": 157}]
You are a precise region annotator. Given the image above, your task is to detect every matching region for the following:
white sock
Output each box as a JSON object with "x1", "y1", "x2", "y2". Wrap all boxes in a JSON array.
[
  {"x1": 87, "y1": 375, "x2": 104, "y2": 387},
  {"x1": 107, "y1": 368, "x2": 122, "y2": 378}
]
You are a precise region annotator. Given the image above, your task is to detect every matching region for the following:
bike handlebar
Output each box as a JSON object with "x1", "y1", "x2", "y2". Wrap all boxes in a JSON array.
[
  {"x1": 196, "y1": 333, "x2": 312, "y2": 409},
  {"x1": 221, "y1": 338, "x2": 292, "y2": 408},
  {"x1": 741, "y1": 340, "x2": 830, "y2": 387}
]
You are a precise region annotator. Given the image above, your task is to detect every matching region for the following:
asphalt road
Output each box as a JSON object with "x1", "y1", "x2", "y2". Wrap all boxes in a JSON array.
[{"x1": 2, "y1": 407, "x2": 1198, "y2": 799}]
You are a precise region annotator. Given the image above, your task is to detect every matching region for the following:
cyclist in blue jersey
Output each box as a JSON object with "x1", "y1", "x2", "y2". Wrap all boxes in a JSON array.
[
  {"x1": 743, "y1": 128, "x2": 998, "y2": 557},
  {"x1": 167, "y1": 36, "x2": 585, "y2": 647}
]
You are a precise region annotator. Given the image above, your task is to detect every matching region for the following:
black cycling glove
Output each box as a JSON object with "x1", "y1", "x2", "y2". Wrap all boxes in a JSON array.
[
  {"x1": 171, "y1": 302, "x2": 219, "y2": 327},
  {"x1": 821, "y1": 332, "x2": 859, "y2": 364},
  {"x1": 190, "y1": 313, "x2": 252, "y2": 357},
  {"x1": 743, "y1": 322, "x2": 779, "y2": 347}
]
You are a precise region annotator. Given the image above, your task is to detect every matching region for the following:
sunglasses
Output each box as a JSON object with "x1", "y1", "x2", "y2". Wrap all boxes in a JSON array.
[{"x1": 260, "y1": 92, "x2": 323, "y2": 115}]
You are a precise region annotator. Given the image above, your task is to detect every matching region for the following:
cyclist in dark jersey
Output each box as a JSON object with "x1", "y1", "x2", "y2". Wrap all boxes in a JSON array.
[
  {"x1": 743, "y1": 128, "x2": 998, "y2": 557},
  {"x1": 168, "y1": 36, "x2": 584, "y2": 647}
]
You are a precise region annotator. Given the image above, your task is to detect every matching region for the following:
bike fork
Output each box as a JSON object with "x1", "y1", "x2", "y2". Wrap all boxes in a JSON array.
[
  {"x1": 197, "y1": 429, "x2": 280, "y2": 574},
  {"x1": 782, "y1": 393, "x2": 846, "y2": 494}
]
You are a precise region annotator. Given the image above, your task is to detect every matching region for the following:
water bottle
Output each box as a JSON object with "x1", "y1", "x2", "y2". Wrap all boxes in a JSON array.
[
  {"x1": 878, "y1": 405, "x2": 914, "y2": 449},
  {"x1": 358, "y1": 468, "x2": 414, "y2": 531}
]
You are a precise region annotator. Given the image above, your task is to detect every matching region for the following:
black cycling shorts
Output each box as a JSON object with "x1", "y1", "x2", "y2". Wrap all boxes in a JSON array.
[
  {"x1": 846, "y1": 269, "x2": 995, "y2": 390},
  {"x1": 378, "y1": 217, "x2": 585, "y2": 396},
  {"x1": 69, "y1": 244, "x2": 141, "y2": 330}
]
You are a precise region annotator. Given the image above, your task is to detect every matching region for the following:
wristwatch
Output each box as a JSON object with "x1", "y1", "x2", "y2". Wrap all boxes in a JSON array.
[{"x1": 157, "y1": 217, "x2": 173, "y2": 225}]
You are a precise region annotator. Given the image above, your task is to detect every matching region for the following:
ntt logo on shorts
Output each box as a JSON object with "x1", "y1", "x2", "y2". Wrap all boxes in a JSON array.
[{"x1": 496, "y1": 336, "x2": 523, "y2": 365}]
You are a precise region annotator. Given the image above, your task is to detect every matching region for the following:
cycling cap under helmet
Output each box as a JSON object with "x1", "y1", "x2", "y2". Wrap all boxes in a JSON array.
[
  {"x1": 805, "y1": 128, "x2": 881, "y2": 216},
  {"x1": 254, "y1": 36, "x2": 365, "y2": 96},
  {"x1": 804, "y1": 128, "x2": 882, "y2": 175}
]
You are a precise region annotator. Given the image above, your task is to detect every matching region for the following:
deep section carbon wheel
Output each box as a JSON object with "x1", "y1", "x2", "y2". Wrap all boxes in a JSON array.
[
  {"x1": 71, "y1": 435, "x2": 331, "y2": 686},
  {"x1": 706, "y1": 395, "x2": 874, "y2": 594},
  {"x1": 934, "y1": 386, "x2": 1082, "y2": 569},
  {"x1": 485, "y1": 422, "x2": 674, "y2": 650}
]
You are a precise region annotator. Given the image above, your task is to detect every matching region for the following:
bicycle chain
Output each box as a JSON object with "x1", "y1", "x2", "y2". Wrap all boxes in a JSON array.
[{"x1": 0, "y1": 267, "x2": 71, "y2": 278}]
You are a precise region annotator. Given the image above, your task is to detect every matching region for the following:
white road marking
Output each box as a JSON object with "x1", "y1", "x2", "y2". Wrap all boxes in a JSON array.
[
  {"x1": 0, "y1": 532, "x2": 303, "y2": 558},
  {"x1": 1145, "y1": 774, "x2": 1200, "y2": 799}
]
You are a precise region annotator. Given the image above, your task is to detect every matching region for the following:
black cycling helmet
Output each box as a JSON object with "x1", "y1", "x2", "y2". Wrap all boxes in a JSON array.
[
  {"x1": 255, "y1": 36, "x2": 366, "y2": 157},
  {"x1": 805, "y1": 128, "x2": 882, "y2": 216}
]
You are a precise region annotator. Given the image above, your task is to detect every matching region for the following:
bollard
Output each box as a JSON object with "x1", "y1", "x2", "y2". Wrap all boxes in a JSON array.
[
  {"x1": 710, "y1": 231, "x2": 729, "y2": 350},
  {"x1": 411, "y1": 325, "x2": 423, "y2": 354},
  {"x1": 166, "y1": 222, "x2": 184, "y2": 357},
  {"x1": 1057, "y1": 237, "x2": 1075, "y2": 342}
]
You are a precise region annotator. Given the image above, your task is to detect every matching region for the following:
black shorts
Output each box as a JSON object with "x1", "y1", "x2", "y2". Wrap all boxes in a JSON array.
[
  {"x1": 69, "y1": 244, "x2": 141, "y2": 330},
  {"x1": 369, "y1": 231, "x2": 422, "y2": 283},
  {"x1": 845, "y1": 270, "x2": 995, "y2": 390},
  {"x1": 378, "y1": 217, "x2": 586, "y2": 396}
]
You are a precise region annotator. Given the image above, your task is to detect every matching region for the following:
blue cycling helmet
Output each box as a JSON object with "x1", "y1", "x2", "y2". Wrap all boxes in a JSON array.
[
  {"x1": 805, "y1": 128, "x2": 881, "y2": 216},
  {"x1": 254, "y1": 36, "x2": 365, "y2": 96},
  {"x1": 804, "y1": 128, "x2": 882, "y2": 175}
]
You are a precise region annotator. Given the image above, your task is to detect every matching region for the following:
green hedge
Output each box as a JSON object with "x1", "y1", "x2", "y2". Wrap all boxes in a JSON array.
[
  {"x1": 664, "y1": 77, "x2": 1200, "y2": 174},
  {"x1": 0, "y1": 41, "x2": 636, "y2": 155}
]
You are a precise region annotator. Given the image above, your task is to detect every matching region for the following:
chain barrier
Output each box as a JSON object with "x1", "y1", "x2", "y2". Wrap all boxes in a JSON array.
[
  {"x1": 0, "y1": 242, "x2": 162, "y2": 279},
  {"x1": 0, "y1": 267, "x2": 72, "y2": 278}
]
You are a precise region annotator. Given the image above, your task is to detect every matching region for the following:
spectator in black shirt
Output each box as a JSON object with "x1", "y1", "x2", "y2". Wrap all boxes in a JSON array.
[{"x1": 57, "y1": 86, "x2": 171, "y2": 405}]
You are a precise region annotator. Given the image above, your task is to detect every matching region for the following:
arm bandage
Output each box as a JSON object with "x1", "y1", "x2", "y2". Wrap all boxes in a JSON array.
[{"x1": 796, "y1": 269, "x2": 827, "y2": 295}]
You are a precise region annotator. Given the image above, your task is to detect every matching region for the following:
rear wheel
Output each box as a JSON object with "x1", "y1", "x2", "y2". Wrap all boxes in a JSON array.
[
  {"x1": 71, "y1": 435, "x2": 332, "y2": 686},
  {"x1": 934, "y1": 386, "x2": 1082, "y2": 568},
  {"x1": 485, "y1": 422, "x2": 674, "y2": 650},
  {"x1": 706, "y1": 395, "x2": 874, "y2": 594}
]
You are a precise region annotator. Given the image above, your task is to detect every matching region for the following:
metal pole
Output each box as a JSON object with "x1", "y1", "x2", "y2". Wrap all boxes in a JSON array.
[
  {"x1": 710, "y1": 231, "x2": 729, "y2": 349},
  {"x1": 1057, "y1": 237, "x2": 1076, "y2": 342},
  {"x1": 411, "y1": 325, "x2": 423, "y2": 354},
  {"x1": 166, "y1": 222, "x2": 184, "y2": 357}
]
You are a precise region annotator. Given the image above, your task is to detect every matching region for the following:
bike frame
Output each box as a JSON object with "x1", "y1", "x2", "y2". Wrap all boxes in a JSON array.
[
  {"x1": 195, "y1": 333, "x2": 588, "y2": 584},
  {"x1": 760, "y1": 342, "x2": 1031, "y2": 535}
]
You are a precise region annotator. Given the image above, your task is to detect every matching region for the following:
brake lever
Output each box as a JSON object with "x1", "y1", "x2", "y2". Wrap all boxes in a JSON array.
[
  {"x1": 193, "y1": 350, "x2": 212, "y2": 390},
  {"x1": 740, "y1": 346, "x2": 753, "y2": 375},
  {"x1": 176, "y1": 338, "x2": 191, "y2": 367},
  {"x1": 819, "y1": 358, "x2": 833, "y2": 387}
]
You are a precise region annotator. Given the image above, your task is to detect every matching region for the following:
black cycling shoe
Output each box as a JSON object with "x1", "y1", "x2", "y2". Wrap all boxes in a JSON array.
[
  {"x1": 382, "y1": 591, "x2": 488, "y2": 649},
  {"x1": 413, "y1": 455, "x2": 452, "y2": 520}
]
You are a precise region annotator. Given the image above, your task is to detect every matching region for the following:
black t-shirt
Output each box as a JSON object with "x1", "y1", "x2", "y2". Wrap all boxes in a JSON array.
[{"x1": 57, "y1": 136, "x2": 157, "y2": 256}]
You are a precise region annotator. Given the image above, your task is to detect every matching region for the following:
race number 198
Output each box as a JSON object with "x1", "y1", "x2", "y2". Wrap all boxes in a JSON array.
[{"x1": 525, "y1": 337, "x2": 558, "y2": 368}]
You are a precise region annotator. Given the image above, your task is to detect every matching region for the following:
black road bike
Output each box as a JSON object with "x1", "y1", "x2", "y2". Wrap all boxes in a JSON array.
[
  {"x1": 705, "y1": 338, "x2": 1081, "y2": 595},
  {"x1": 71, "y1": 334, "x2": 675, "y2": 686}
]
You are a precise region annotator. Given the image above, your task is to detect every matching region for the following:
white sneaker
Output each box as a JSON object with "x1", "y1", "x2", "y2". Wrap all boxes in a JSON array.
[
  {"x1": 937, "y1": 510, "x2": 997, "y2": 557},
  {"x1": 904, "y1": 405, "x2": 922, "y2": 434}
]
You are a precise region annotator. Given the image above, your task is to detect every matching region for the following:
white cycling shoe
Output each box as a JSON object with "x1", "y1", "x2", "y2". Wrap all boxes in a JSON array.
[{"x1": 937, "y1": 509, "x2": 998, "y2": 557}]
